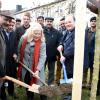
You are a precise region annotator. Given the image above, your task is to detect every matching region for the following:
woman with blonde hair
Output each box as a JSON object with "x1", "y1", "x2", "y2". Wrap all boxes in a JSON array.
[{"x1": 17, "y1": 23, "x2": 47, "y2": 100}]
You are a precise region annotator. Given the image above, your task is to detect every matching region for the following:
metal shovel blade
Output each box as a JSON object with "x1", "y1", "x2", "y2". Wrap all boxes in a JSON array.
[
  {"x1": 60, "y1": 79, "x2": 67, "y2": 84},
  {"x1": 60, "y1": 78, "x2": 73, "y2": 84}
]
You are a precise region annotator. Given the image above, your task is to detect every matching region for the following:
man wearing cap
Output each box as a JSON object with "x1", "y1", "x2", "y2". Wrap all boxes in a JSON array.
[
  {"x1": 15, "y1": 18, "x2": 21, "y2": 28},
  {"x1": 0, "y1": 12, "x2": 14, "y2": 79},
  {"x1": 83, "y1": 17, "x2": 96, "y2": 88},
  {"x1": 0, "y1": 11, "x2": 14, "y2": 100},
  {"x1": 44, "y1": 17, "x2": 62, "y2": 85},
  {"x1": 0, "y1": 15, "x2": 6, "y2": 80},
  {"x1": 87, "y1": 1, "x2": 100, "y2": 95},
  {"x1": 3, "y1": 18, "x2": 18, "y2": 98}
]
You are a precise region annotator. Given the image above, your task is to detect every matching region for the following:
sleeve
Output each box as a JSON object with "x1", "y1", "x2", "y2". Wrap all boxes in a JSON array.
[
  {"x1": 63, "y1": 32, "x2": 75, "y2": 57},
  {"x1": 17, "y1": 36, "x2": 24, "y2": 60},
  {"x1": 37, "y1": 42, "x2": 46, "y2": 71},
  {"x1": 0, "y1": 62, "x2": 5, "y2": 78},
  {"x1": 13, "y1": 32, "x2": 18, "y2": 55},
  {"x1": 57, "y1": 30, "x2": 63, "y2": 46},
  {"x1": 64, "y1": 39, "x2": 74, "y2": 57}
]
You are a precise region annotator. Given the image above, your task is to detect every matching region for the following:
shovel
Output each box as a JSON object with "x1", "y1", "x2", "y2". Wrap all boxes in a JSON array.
[
  {"x1": 19, "y1": 61, "x2": 72, "y2": 97},
  {"x1": 60, "y1": 62, "x2": 73, "y2": 84},
  {"x1": 59, "y1": 51, "x2": 73, "y2": 84},
  {"x1": 19, "y1": 61, "x2": 48, "y2": 86},
  {"x1": 4, "y1": 75, "x2": 57, "y2": 97},
  {"x1": 4, "y1": 76, "x2": 40, "y2": 94}
]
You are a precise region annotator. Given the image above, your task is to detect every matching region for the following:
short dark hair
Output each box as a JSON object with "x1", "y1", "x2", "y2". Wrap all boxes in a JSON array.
[
  {"x1": 90, "y1": 16, "x2": 96, "y2": 22},
  {"x1": 16, "y1": 18, "x2": 21, "y2": 22},
  {"x1": 37, "y1": 16, "x2": 44, "y2": 20}
]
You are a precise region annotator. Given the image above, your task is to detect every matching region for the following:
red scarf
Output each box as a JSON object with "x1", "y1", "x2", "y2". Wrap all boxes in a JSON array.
[{"x1": 18, "y1": 36, "x2": 41, "y2": 85}]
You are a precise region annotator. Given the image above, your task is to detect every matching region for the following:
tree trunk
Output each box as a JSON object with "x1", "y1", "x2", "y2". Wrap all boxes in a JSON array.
[{"x1": 90, "y1": 9, "x2": 100, "y2": 100}]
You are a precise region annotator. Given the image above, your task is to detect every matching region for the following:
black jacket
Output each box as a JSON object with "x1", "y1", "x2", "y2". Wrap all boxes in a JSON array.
[
  {"x1": 15, "y1": 25, "x2": 30, "y2": 47},
  {"x1": 44, "y1": 26, "x2": 62, "y2": 61},
  {"x1": 3, "y1": 31, "x2": 17, "y2": 77}
]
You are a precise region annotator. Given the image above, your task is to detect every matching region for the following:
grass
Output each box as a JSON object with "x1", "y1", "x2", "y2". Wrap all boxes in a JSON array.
[{"x1": 82, "y1": 88, "x2": 100, "y2": 100}]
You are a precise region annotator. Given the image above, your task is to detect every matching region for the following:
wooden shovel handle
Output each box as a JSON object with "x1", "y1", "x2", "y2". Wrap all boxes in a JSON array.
[
  {"x1": 5, "y1": 76, "x2": 30, "y2": 88},
  {"x1": 59, "y1": 51, "x2": 63, "y2": 57},
  {"x1": 19, "y1": 61, "x2": 48, "y2": 86}
]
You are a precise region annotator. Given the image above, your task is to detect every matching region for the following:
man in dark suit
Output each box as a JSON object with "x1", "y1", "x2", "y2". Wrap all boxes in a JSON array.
[
  {"x1": 3, "y1": 18, "x2": 18, "y2": 98},
  {"x1": 87, "y1": 0, "x2": 100, "y2": 96},
  {"x1": 0, "y1": 11, "x2": 15, "y2": 100},
  {"x1": 44, "y1": 17, "x2": 62, "y2": 85}
]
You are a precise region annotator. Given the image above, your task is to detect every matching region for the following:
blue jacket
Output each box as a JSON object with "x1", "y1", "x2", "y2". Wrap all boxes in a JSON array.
[{"x1": 59, "y1": 28, "x2": 89, "y2": 75}]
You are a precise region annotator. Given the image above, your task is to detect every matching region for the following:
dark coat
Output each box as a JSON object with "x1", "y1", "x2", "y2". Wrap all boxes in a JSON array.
[
  {"x1": 15, "y1": 25, "x2": 30, "y2": 47},
  {"x1": 3, "y1": 31, "x2": 17, "y2": 77},
  {"x1": 44, "y1": 27, "x2": 62, "y2": 61},
  {"x1": 60, "y1": 29, "x2": 89, "y2": 75},
  {"x1": 60, "y1": 29, "x2": 75, "y2": 75},
  {"x1": 86, "y1": 28, "x2": 95, "y2": 68},
  {"x1": 84, "y1": 31, "x2": 89, "y2": 69}
]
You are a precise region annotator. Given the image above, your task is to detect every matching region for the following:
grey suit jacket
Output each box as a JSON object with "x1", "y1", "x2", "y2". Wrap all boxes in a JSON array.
[{"x1": 0, "y1": 28, "x2": 6, "y2": 68}]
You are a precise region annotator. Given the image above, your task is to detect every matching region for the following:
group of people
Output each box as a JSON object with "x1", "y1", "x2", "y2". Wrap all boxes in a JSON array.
[{"x1": 0, "y1": 0, "x2": 100, "y2": 100}]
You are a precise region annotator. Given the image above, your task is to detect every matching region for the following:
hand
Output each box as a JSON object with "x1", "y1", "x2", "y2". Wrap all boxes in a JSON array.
[
  {"x1": 57, "y1": 45, "x2": 63, "y2": 52},
  {"x1": 34, "y1": 70, "x2": 39, "y2": 77},
  {"x1": 60, "y1": 55, "x2": 66, "y2": 63},
  {"x1": 13, "y1": 54, "x2": 18, "y2": 62}
]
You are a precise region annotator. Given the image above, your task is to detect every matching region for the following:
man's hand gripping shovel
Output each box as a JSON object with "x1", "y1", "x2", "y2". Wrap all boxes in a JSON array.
[{"x1": 59, "y1": 51, "x2": 73, "y2": 84}]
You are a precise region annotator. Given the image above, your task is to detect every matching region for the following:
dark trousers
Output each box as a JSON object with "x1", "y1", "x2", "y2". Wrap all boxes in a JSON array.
[
  {"x1": 0, "y1": 81, "x2": 14, "y2": 99},
  {"x1": 5, "y1": 60, "x2": 17, "y2": 95},
  {"x1": 7, "y1": 80, "x2": 14, "y2": 95},
  {"x1": 45, "y1": 60, "x2": 55, "y2": 85},
  {"x1": 0, "y1": 83, "x2": 7, "y2": 100}
]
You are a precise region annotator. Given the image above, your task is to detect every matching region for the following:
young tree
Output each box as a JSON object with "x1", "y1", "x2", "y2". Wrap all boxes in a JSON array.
[{"x1": 90, "y1": 9, "x2": 100, "y2": 100}]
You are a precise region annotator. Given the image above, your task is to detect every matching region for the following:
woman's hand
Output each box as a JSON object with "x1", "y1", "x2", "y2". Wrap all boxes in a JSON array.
[{"x1": 34, "y1": 70, "x2": 39, "y2": 77}]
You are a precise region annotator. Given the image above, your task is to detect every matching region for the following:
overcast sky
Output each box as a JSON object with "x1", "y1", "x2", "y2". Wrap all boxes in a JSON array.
[{"x1": 1, "y1": 0, "x2": 54, "y2": 10}]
